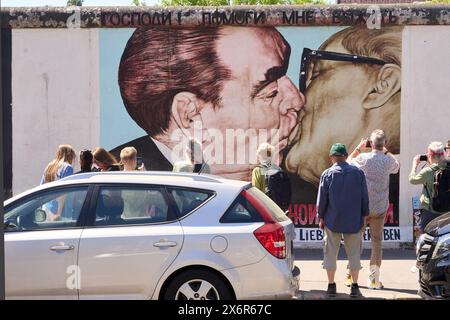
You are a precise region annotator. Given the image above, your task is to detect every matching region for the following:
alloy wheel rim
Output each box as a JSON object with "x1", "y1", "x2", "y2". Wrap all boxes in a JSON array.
[{"x1": 175, "y1": 279, "x2": 220, "y2": 300}]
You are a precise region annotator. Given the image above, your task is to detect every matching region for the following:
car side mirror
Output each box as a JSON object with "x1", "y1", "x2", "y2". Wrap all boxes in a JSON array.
[
  {"x1": 34, "y1": 209, "x2": 47, "y2": 223},
  {"x1": 4, "y1": 220, "x2": 18, "y2": 230}
]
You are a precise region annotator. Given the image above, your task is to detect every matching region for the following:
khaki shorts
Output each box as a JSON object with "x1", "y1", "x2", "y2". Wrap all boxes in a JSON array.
[{"x1": 322, "y1": 226, "x2": 363, "y2": 270}]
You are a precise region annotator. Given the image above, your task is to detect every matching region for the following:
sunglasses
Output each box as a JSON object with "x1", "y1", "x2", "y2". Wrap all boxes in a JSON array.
[{"x1": 299, "y1": 48, "x2": 387, "y2": 93}]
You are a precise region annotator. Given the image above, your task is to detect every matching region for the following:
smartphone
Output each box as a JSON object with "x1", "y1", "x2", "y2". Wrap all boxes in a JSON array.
[
  {"x1": 365, "y1": 140, "x2": 372, "y2": 148},
  {"x1": 419, "y1": 155, "x2": 428, "y2": 162},
  {"x1": 136, "y1": 156, "x2": 144, "y2": 168}
]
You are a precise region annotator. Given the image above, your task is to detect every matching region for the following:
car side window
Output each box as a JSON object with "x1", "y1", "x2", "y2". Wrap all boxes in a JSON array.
[
  {"x1": 220, "y1": 194, "x2": 264, "y2": 223},
  {"x1": 4, "y1": 187, "x2": 89, "y2": 232},
  {"x1": 94, "y1": 186, "x2": 171, "y2": 226},
  {"x1": 168, "y1": 188, "x2": 213, "y2": 218}
]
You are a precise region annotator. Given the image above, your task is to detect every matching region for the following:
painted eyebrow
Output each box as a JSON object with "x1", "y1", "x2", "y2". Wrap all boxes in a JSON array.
[{"x1": 251, "y1": 66, "x2": 287, "y2": 99}]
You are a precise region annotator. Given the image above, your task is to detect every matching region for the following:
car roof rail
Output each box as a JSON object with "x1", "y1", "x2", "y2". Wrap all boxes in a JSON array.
[{"x1": 60, "y1": 171, "x2": 224, "y2": 183}]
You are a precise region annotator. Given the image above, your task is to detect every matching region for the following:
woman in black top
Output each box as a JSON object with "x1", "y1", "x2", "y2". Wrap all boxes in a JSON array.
[
  {"x1": 93, "y1": 147, "x2": 121, "y2": 172},
  {"x1": 75, "y1": 149, "x2": 94, "y2": 174}
]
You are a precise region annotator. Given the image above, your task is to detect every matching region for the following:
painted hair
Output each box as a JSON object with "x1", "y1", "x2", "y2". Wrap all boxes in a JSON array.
[
  {"x1": 43, "y1": 144, "x2": 76, "y2": 183},
  {"x1": 320, "y1": 26, "x2": 402, "y2": 67},
  {"x1": 118, "y1": 27, "x2": 232, "y2": 137}
]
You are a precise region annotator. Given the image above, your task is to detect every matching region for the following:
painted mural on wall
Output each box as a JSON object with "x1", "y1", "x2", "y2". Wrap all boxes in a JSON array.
[{"x1": 102, "y1": 25, "x2": 403, "y2": 242}]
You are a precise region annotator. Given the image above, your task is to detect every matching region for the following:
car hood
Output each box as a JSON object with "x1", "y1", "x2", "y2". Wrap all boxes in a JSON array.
[{"x1": 424, "y1": 212, "x2": 450, "y2": 237}]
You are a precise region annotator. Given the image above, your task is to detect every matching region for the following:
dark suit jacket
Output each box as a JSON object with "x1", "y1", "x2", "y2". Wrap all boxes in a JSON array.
[{"x1": 110, "y1": 136, "x2": 173, "y2": 172}]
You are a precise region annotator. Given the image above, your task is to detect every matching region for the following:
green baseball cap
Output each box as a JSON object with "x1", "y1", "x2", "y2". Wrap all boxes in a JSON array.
[{"x1": 330, "y1": 143, "x2": 348, "y2": 156}]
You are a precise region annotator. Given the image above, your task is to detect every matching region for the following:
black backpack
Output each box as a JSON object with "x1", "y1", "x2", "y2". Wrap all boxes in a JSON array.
[
  {"x1": 426, "y1": 162, "x2": 450, "y2": 212},
  {"x1": 259, "y1": 165, "x2": 292, "y2": 211}
]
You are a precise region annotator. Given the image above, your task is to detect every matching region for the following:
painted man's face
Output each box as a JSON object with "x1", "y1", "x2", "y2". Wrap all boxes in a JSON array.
[
  {"x1": 200, "y1": 27, "x2": 305, "y2": 180},
  {"x1": 285, "y1": 39, "x2": 378, "y2": 185}
]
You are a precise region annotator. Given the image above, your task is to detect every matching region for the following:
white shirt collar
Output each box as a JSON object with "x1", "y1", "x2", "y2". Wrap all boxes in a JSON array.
[{"x1": 151, "y1": 138, "x2": 175, "y2": 165}]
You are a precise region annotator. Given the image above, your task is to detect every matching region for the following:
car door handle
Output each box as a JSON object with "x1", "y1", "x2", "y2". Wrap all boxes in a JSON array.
[
  {"x1": 50, "y1": 244, "x2": 75, "y2": 251},
  {"x1": 153, "y1": 241, "x2": 177, "y2": 248}
]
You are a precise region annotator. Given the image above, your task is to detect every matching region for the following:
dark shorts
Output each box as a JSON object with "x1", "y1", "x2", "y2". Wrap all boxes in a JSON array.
[{"x1": 419, "y1": 209, "x2": 440, "y2": 232}]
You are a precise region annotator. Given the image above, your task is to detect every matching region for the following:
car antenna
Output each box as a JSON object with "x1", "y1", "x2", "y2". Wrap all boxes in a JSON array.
[{"x1": 197, "y1": 158, "x2": 209, "y2": 175}]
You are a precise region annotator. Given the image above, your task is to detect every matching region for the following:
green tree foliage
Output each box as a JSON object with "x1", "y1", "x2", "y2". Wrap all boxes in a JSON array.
[
  {"x1": 160, "y1": 0, "x2": 326, "y2": 5},
  {"x1": 161, "y1": 0, "x2": 229, "y2": 5},
  {"x1": 132, "y1": 0, "x2": 148, "y2": 5},
  {"x1": 66, "y1": 0, "x2": 83, "y2": 6}
]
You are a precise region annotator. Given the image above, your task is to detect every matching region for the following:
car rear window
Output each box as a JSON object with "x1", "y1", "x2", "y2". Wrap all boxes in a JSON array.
[
  {"x1": 168, "y1": 187, "x2": 214, "y2": 218},
  {"x1": 220, "y1": 194, "x2": 264, "y2": 223},
  {"x1": 246, "y1": 187, "x2": 290, "y2": 223}
]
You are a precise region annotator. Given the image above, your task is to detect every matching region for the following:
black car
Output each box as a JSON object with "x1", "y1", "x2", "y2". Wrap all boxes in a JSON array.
[{"x1": 416, "y1": 212, "x2": 450, "y2": 299}]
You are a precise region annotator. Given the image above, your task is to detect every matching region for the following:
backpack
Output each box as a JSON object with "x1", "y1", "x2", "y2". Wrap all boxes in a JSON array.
[
  {"x1": 426, "y1": 162, "x2": 450, "y2": 212},
  {"x1": 259, "y1": 165, "x2": 292, "y2": 211}
]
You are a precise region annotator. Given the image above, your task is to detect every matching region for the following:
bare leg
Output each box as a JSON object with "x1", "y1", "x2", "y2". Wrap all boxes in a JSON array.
[
  {"x1": 327, "y1": 269, "x2": 336, "y2": 284},
  {"x1": 350, "y1": 269, "x2": 359, "y2": 284}
]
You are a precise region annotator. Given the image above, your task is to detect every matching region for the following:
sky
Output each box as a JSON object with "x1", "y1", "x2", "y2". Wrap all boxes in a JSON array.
[{"x1": 1, "y1": 0, "x2": 160, "y2": 6}]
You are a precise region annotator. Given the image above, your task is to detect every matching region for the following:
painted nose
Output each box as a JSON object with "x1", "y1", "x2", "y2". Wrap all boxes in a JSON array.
[
  {"x1": 277, "y1": 76, "x2": 306, "y2": 136},
  {"x1": 278, "y1": 76, "x2": 305, "y2": 115}
]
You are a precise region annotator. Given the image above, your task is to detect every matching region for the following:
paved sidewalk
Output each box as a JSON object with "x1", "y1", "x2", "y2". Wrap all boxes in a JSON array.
[{"x1": 294, "y1": 249, "x2": 420, "y2": 300}]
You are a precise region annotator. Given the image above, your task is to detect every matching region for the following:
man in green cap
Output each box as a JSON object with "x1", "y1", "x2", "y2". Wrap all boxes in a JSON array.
[{"x1": 316, "y1": 143, "x2": 369, "y2": 298}]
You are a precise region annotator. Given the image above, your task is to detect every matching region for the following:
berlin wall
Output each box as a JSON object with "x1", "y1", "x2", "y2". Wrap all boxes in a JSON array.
[{"x1": 2, "y1": 4, "x2": 450, "y2": 246}]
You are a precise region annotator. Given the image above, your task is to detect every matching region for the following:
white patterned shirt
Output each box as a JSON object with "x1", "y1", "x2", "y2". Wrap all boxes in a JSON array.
[{"x1": 350, "y1": 150, "x2": 400, "y2": 215}]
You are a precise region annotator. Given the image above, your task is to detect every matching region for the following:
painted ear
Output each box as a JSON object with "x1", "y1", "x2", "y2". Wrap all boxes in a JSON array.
[
  {"x1": 362, "y1": 64, "x2": 401, "y2": 110},
  {"x1": 171, "y1": 92, "x2": 201, "y2": 129}
]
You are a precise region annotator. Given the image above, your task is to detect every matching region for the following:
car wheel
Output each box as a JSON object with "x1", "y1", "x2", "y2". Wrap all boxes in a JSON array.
[{"x1": 164, "y1": 269, "x2": 232, "y2": 300}]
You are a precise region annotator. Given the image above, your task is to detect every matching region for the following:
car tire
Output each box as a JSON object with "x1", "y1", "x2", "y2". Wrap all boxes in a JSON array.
[{"x1": 163, "y1": 269, "x2": 233, "y2": 300}]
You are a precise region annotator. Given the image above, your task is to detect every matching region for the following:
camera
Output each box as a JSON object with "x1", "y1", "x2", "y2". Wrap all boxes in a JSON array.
[
  {"x1": 365, "y1": 140, "x2": 372, "y2": 148},
  {"x1": 419, "y1": 155, "x2": 428, "y2": 162}
]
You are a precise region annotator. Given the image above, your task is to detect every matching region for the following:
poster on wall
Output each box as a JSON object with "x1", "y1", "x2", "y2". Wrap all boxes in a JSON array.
[{"x1": 100, "y1": 25, "x2": 403, "y2": 243}]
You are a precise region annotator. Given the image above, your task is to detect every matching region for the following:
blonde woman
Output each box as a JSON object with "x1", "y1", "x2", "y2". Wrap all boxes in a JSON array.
[
  {"x1": 93, "y1": 147, "x2": 121, "y2": 171},
  {"x1": 40, "y1": 144, "x2": 76, "y2": 221},
  {"x1": 40, "y1": 144, "x2": 76, "y2": 184}
]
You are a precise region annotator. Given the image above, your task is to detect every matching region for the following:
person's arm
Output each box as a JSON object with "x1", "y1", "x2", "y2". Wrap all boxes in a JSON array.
[
  {"x1": 409, "y1": 155, "x2": 427, "y2": 185},
  {"x1": 348, "y1": 138, "x2": 368, "y2": 162},
  {"x1": 316, "y1": 172, "x2": 329, "y2": 229},
  {"x1": 384, "y1": 147, "x2": 400, "y2": 174},
  {"x1": 361, "y1": 172, "x2": 370, "y2": 219},
  {"x1": 252, "y1": 167, "x2": 264, "y2": 191}
]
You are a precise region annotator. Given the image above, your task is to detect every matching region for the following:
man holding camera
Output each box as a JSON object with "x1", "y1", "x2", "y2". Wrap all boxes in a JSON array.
[
  {"x1": 409, "y1": 141, "x2": 447, "y2": 232},
  {"x1": 347, "y1": 129, "x2": 400, "y2": 290}
]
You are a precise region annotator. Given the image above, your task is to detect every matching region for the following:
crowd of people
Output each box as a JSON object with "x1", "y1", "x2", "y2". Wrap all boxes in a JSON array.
[
  {"x1": 40, "y1": 132, "x2": 450, "y2": 298},
  {"x1": 251, "y1": 130, "x2": 449, "y2": 298},
  {"x1": 39, "y1": 138, "x2": 210, "y2": 186}
]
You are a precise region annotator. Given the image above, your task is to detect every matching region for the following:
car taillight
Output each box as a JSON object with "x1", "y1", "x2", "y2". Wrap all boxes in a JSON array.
[
  {"x1": 253, "y1": 223, "x2": 286, "y2": 259},
  {"x1": 241, "y1": 190, "x2": 286, "y2": 259}
]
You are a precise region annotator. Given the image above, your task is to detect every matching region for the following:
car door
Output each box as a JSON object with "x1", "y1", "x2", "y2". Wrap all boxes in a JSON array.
[
  {"x1": 4, "y1": 185, "x2": 90, "y2": 299},
  {"x1": 78, "y1": 184, "x2": 184, "y2": 300}
]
